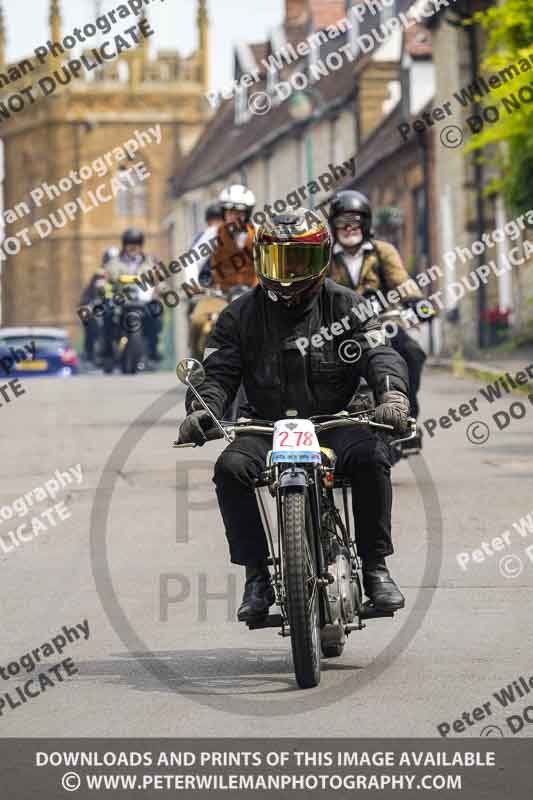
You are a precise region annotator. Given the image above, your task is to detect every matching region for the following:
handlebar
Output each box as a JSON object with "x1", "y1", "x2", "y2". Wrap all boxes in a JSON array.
[{"x1": 173, "y1": 412, "x2": 397, "y2": 448}]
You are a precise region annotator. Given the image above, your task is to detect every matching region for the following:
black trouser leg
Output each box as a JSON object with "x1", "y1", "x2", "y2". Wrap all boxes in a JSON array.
[
  {"x1": 213, "y1": 428, "x2": 393, "y2": 567},
  {"x1": 84, "y1": 318, "x2": 99, "y2": 361},
  {"x1": 213, "y1": 436, "x2": 271, "y2": 566},
  {"x1": 320, "y1": 427, "x2": 393, "y2": 560},
  {"x1": 390, "y1": 327, "x2": 426, "y2": 418},
  {"x1": 102, "y1": 308, "x2": 117, "y2": 360},
  {"x1": 143, "y1": 312, "x2": 162, "y2": 360}
]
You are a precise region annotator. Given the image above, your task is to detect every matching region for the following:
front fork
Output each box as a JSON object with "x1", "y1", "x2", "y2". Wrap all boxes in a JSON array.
[{"x1": 256, "y1": 464, "x2": 331, "y2": 632}]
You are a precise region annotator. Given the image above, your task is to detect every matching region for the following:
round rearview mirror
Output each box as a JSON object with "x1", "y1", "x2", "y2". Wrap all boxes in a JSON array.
[{"x1": 176, "y1": 358, "x2": 205, "y2": 387}]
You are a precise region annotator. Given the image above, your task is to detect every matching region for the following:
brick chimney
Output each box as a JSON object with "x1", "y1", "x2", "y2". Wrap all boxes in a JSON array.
[
  {"x1": 285, "y1": 0, "x2": 347, "y2": 32},
  {"x1": 285, "y1": 0, "x2": 308, "y2": 26},
  {"x1": 309, "y1": 0, "x2": 347, "y2": 30}
]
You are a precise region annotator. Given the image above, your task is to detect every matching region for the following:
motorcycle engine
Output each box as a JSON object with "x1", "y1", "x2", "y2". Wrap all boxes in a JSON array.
[{"x1": 326, "y1": 548, "x2": 357, "y2": 624}]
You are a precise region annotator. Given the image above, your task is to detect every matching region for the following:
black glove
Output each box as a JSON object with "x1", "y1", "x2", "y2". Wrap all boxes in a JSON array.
[
  {"x1": 374, "y1": 391, "x2": 410, "y2": 434},
  {"x1": 177, "y1": 410, "x2": 221, "y2": 446}
]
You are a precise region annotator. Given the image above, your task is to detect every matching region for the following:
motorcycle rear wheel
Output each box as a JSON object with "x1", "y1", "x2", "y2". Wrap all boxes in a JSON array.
[{"x1": 283, "y1": 490, "x2": 321, "y2": 689}]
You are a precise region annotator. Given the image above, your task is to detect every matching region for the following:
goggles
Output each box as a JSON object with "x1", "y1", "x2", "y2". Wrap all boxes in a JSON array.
[{"x1": 334, "y1": 213, "x2": 362, "y2": 230}]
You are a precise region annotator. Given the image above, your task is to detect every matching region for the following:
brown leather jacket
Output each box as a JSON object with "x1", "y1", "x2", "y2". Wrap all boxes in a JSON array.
[
  {"x1": 211, "y1": 223, "x2": 258, "y2": 292},
  {"x1": 330, "y1": 238, "x2": 422, "y2": 303}
]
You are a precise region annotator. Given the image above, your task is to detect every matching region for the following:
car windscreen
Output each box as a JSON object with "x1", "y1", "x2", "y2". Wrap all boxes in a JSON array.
[{"x1": 0, "y1": 336, "x2": 68, "y2": 355}]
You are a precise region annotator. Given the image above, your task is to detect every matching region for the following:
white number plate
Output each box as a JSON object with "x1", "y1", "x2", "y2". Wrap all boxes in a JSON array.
[{"x1": 272, "y1": 419, "x2": 321, "y2": 464}]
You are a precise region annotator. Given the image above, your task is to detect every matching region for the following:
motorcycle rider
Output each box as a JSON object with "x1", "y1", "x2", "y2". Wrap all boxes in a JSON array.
[
  {"x1": 187, "y1": 185, "x2": 258, "y2": 358},
  {"x1": 103, "y1": 228, "x2": 163, "y2": 370},
  {"x1": 196, "y1": 201, "x2": 225, "y2": 287},
  {"x1": 79, "y1": 246, "x2": 119, "y2": 364},
  {"x1": 329, "y1": 190, "x2": 429, "y2": 419},
  {"x1": 177, "y1": 208, "x2": 411, "y2": 620}
]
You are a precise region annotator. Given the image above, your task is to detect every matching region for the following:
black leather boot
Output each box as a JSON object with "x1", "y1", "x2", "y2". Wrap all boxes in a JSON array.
[
  {"x1": 362, "y1": 557, "x2": 405, "y2": 611},
  {"x1": 237, "y1": 566, "x2": 275, "y2": 621}
]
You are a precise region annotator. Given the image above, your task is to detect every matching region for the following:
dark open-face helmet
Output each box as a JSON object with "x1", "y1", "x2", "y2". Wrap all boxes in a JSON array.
[
  {"x1": 122, "y1": 228, "x2": 145, "y2": 248},
  {"x1": 329, "y1": 190, "x2": 372, "y2": 239}
]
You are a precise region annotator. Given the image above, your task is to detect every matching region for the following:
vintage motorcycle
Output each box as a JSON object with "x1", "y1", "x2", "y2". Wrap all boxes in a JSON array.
[
  {"x1": 187, "y1": 284, "x2": 250, "y2": 419},
  {"x1": 101, "y1": 275, "x2": 155, "y2": 375},
  {"x1": 174, "y1": 358, "x2": 416, "y2": 689},
  {"x1": 187, "y1": 283, "x2": 251, "y2": 362}
]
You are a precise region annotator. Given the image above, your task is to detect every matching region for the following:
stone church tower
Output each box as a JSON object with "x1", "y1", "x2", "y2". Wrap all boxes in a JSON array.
[{"x1": 0, "y1": 0, "x2": 210, "y2": 335}]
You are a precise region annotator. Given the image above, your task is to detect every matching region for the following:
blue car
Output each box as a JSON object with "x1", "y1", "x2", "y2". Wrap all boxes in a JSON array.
[{"x1": 0, "y1": 327, "x2": 80, "y2": 378}]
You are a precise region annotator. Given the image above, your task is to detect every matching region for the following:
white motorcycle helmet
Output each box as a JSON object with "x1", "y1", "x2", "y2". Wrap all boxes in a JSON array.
[{"x1": 218, "y1": 184, "x2": 255, "y2": 222}]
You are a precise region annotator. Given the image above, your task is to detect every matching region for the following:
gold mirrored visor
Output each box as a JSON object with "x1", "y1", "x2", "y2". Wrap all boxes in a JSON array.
[{"x1": 255, "y1": 242, "x2": 330, "y2": 284}]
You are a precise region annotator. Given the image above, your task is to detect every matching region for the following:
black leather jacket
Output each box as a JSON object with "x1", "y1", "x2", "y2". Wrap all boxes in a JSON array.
[{"x1": 186, "y1": 279, "x2": 409, "y2": 421}]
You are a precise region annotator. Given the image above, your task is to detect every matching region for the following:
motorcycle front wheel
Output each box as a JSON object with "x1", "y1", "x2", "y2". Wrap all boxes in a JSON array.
[
  {"x1": 121, "y1": 331, "x2": 145, "y2": 375},
  {"x1": 283, "y1": 490, "x2": 321, "y2": 689}
]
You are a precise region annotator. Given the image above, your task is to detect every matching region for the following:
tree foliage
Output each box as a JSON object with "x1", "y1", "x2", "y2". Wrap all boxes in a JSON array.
[{"x1": 466, "y1": 0, "x2": 533, "y2": 215}]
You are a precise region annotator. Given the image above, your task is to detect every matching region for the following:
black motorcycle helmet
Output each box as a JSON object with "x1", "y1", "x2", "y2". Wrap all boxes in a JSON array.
[
  {"x1": 329, "y1": 190, "x2": 372, "y2": 239},
  {"x1": 122, "y1": 228, "x2": 145, "y2": 248},
  {"x1": 205, "y1": 202, "x2": 224, "y2": 224}
]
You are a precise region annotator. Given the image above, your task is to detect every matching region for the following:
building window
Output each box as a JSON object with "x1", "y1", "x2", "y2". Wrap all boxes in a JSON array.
[
  {"x1": 117, "y1": 165, "x2": 148, "y2": 217},
  {"x1": 267, "y1": 65, "x2": 279, "y2": 98},
  {"x1": 235, "y1": 85, "x2": 250, "y2": 125}
]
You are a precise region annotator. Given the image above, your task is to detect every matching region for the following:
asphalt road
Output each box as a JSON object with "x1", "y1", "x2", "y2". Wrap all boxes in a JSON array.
[{"x1": 1, "y1": 366, "x2": 533, "y2": 738}]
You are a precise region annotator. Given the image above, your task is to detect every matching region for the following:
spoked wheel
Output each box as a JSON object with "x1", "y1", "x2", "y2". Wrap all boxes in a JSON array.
[{"x1": 283, "y1": 490, "x2": 321, "y2": 689}]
